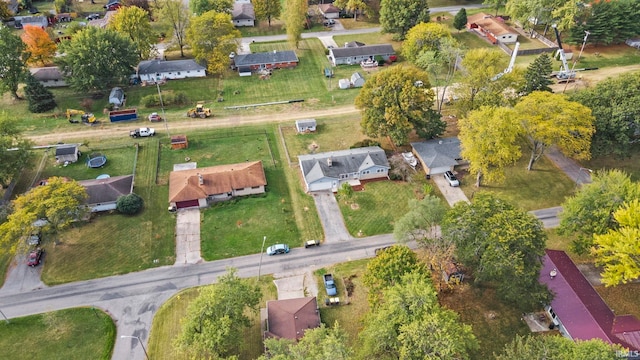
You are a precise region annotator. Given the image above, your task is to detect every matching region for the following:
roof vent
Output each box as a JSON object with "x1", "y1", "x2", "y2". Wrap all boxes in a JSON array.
[
  {"x1": 327, "y1": 157, "x2": 333, "y2": 167},
  {"x1": 197, "y1": 173, "x2": 203, "y2": 186}
]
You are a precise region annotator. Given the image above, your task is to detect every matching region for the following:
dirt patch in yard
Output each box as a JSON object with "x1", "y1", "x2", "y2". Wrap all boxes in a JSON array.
[{"x1": 550, "y1": 64, "x2": 640, "y2": 93}]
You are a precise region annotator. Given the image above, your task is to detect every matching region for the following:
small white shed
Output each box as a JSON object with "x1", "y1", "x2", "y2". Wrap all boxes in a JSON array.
[
  {"x1": 295, "y1": 119, "x2": 317, "y2": 133},
  {"x1": 338, "y1": 79, "x2": 350, "y2": 89},
  {"x1": 351, "y1": 72, "x2": 365, "y2": 88}
]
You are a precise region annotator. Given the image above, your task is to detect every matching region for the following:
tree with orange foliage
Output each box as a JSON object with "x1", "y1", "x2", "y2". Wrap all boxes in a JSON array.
[{"x1": 21, "y1": 25, "x2": 57, "y2": 66}]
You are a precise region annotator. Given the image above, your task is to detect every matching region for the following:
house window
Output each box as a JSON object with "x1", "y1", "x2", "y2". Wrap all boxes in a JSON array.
[
  {"x1": 156, "y1": 73, "x2": 160, "y2": 77},
  {"x1": 340, "y1": 174, "x2": 348, "y2": 179},
  {"x1": 177, "y1": 72, "x2": 181, "y2": 75},
  {"x1": 251, "y1": 186, "x2": 260, "y2": 189},
  {"x1": 362, "y1": 170, "x2": 370, "y2": 174},
  {"x1": 187, "y1": 71, "x2": 191, "y2": 73}
]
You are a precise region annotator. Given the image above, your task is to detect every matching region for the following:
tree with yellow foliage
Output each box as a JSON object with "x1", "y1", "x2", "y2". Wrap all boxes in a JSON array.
[
  {"x1": 592, "y1": 199, "x2": 640, "y2": 286},
  {"x1": 20, "y1": 25, "x2": 56, "y2": 66}
]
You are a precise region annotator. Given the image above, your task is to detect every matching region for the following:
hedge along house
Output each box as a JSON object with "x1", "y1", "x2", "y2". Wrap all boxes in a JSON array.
[
  {"x1": 232, "y1": 51, "x2": 299, "y2": 75},
  {"x1": 78, "y1": 175, "x2": 134, "y2": 212},
  {"x1": 328, "y1": 44, "x2": 396, "y2": 66},
  {"x1": 136, "y1": 59, "x2": 206, "y2": 83},
  {"x1": 168, "y1": 161, "x2": 267, "y2": 210},
  {"x1": 298, "y1": 146, "x2": 390, "y2": 192}
]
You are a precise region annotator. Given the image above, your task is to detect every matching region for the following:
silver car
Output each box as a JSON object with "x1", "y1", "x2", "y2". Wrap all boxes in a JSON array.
[
  {"x1": 266, "y1": 244, "x2": 290, "y2": 255},
  {"x1": 444, "y1": 171, "x2": 460, "y2": 187}
]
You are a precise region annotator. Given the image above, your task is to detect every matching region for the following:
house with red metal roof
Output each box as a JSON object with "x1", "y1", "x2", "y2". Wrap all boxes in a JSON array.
[{"x1": 540, "y1": 250, "x2": 640, "y2": 351}]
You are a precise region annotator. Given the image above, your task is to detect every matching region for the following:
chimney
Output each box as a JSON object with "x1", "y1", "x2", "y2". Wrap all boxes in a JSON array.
[
  {"x1": 197, "y1": 173, "x2": 203, "y2": 186},
  {"x1": 327, "y1": 157, "x2": 332, "y2": 167}
]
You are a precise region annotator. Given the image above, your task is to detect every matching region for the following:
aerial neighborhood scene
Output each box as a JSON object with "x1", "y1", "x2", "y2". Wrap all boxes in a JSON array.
[{"x1": 2, "y1": 0, "x2": 640, "y2": 358}]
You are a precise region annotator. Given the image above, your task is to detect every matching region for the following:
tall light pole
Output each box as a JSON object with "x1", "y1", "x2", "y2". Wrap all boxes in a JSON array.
[
  {"x1": 257, "y1": 236, "x2": 266, "y2": 282},
  {"x1": 121, "y1": 335, "x2": 150, "y2": 360}
]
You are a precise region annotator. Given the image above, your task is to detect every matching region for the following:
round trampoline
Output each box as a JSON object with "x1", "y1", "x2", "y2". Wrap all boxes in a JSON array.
[{"x1": 87, "y1": 153, "x2": 107, "y2": 168}]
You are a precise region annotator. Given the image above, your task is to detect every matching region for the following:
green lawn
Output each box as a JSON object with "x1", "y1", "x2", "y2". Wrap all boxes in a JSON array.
[
  {"x1": 0, "y1": 307, "x2": 115, "y2": 360},
  {"x1": 147, "y1": 276, "x2": 277, "y2": 360},
  {"x1": 338, "y1": 180, "x2": 419, "y2": 237},
  {"x1": 42, "y1": 138, "x2": 176, "y2": 284},
  {"x1": 583, "y1": 143, "x2": 640, "y2": 181},
  {"x1": 459, "y1": 155, "x2": 577, "y2": 211}
]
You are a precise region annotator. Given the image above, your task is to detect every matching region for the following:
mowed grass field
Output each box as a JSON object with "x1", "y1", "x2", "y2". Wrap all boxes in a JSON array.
[
  {"x1": 459, "y1": 155, "x2": 577, "y2": 211},
  {"x1": 42, "y1": 138, "x2": 176, "y2": 284},
  {"x1": 147, "y1": 276, "x2": 277, "y2": 360},
  {"x1": 0, "y1": 307, "x2": 116, "y2": 360}
]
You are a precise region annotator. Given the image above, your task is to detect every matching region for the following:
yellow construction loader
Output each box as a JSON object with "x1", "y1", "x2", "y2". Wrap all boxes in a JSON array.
[
  {"x1": 186, "y1": 101, "x2": 211, "y2": 118},
  {"x1": 66, "y1": 109, "x2": 96, "y2": 124}
]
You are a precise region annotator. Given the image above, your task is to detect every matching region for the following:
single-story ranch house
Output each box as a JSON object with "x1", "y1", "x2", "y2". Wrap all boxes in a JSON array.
[
  {"x1": 329, "y1": 44, "x2": 396, "y2": 66},
  {"x1": 264, "y1": 297, "x2": 321, "y2": 340},
  {"x1": 232, "y1": 0, "x2": 255, "y2": 27},
  {"x1": 137, "y1": 59, "x2": 206, "y2": 82},
  {"x1": 318, "y1": 4, "x2": 339, "y2": 19},
  {"x1": 232, "y1": 51, "x2": 299, "y2": 75},
  {"x1": 298, "y1": 146, "x2": 390, "y2": 192},
  {"x1": 540, "y1": 250, "x2": 640, "y2": 352},
  {"x1": 168, "y1": 161, "x2": 267, "y2": 209},
  {"x1": 411, "y1": 137, "x2": 464, "y2": 176},
  {"x1": 78, "y1": 175, "x2": 134, "y2": 212},
  {"x1": 30, "y1": 66, "x2": 66, "y2": 87},
  {"x1": 467, "y1": 13, "x2": 519, "y2": 44}
]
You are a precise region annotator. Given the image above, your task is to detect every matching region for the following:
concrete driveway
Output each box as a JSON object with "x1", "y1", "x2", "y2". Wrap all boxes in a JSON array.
[
  {"x1": 312, "y1": 191, "x2": 351, "y2": 242},
  {"x1": 431, "y1": 173, "x2": 470, "y2": 207},
  {"x1": 174, "y1": 208, "x2": 202, "y2": 265},
  {"x1": 0, "y1": 254, "x2": 46, "y2": 294}
]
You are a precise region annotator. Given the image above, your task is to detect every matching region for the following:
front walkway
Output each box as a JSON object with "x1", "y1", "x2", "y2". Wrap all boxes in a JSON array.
[{"x1": 174, "y1": 208, "x2": 202, "y2": 265}]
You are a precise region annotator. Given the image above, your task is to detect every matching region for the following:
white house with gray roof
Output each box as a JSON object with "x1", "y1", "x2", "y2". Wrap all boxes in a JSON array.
[
  {"x1": 329, "y1": 44, "x2": 396, "y2": 66},
  {"x1": 411, "y1": 137, "x2": 465, "y2": 176},
  {"x1": 232, "y1": 0, "x2": 255, "y2": 27},
  {"x1": 137, "y1": 59, "x2": 206, "y2": 82},
  {"x1": 298, "y1": 146, "x2": 390, "y2": 192}
]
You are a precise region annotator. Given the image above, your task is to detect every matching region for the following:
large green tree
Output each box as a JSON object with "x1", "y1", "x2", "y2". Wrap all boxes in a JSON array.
[
  {"x1": 559, "y1": 169, "x2": 640, "y2": 254},
  {"x1": 0, "y1": 2, "x2": 13, "y2": 18},
  {"x1": 452, "y1": 8, "x2": 467, "y2": 32},
  {"x1": 0, "y1": 25, "x2": 28, "y2": 100},
  {"x1": 56, "y1": 27, "x2": 138, "y2": 93},
  {"x1": 458, "y1": 106, "x2": 522, "y2": 187},
  {"x1": 359, "y1": 272, "x2": 478, "y2": 360},
  {"x1": 362, "y1": 245, "x2": 427, "y2": 308},
  {"x1": 189, "y1": 0, "x2": 232, "y2": 15},
  {"x1": 252, "y1": 0, "x2": 281, "y2": 26},
  {"x1": 415, "y1": 37, "x2": 464, "y2": 113},
  {"x1": 0, "y1": 114, "x2": 32, "y2": 188},
  {"x1": 175, "y1": 268, "x2": 261, "y2": 358},
  {"x1": 592, "y1": 199, "x2": 640, "y2": 286},
  {"x1": 333, "y1": 0, "x2": 371, "y2": 21},
  {"x1": 0, "y1": 177, "x2": 87, "y2": 252},
  {"x1": 393, "y1": 195, "x2": 446, "y2": 244},
  {"x1": 186, "y1": 11, "x2": 240, "y2": 75},
  {"x1": 521, "y1": 53, "x2": 553, "y2": 95},
  {"x1": 355, "y1": 65, "x2": 443, "y2": 146},
  {"x1": 496, "y1": 334, "x2": 623, "y2": 359},
  {"x1": 283, "y1": 0, "x2": 307, "y2": 48},
  {"x1": 156, "y1": 0, "x2": 190, "y2": 58},
  {"x1": 442, "y1": 193, "x2": 550, "y2": 309},
  {"x1": 514, "y1": 91, "x2": 594, "y2": 171},
  {"x1": 108, "y1": 6, "x2": 156, "y2": 60},
  {"x1": 570, "y1": 72, "x2": 640, "y2": 158},
  {"x1": 402, "y1": 22, "x2": 452, "y2": 63},
  {"x1": 379, "y1": 0, "x2": 430, "y2": 40},
  {"x1": 453, "y1": 48, "x2": 520, "y2": 116},
  {"x1": 261, "y1": 323, "x2": 352, "y2": 360},
  {"x1": 484, "y1": 0, "x2": 505, "y2": 16},
  {"x1": 24, "y1": 73, "x2": 57, "y2": 113}
]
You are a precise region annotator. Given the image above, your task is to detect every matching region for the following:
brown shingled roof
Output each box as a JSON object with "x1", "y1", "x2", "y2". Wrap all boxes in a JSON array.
[
  {"x1": 168, "y1": 161, "x2": 266, "y2": 203},
  {"x1": 265, "y1": 297, "x2": 321, "y2": 340}
]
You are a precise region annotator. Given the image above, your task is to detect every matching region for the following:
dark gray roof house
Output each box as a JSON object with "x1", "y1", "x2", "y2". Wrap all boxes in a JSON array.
[
  {"x1": 78, "y1": 175, "x2": 134, "y2": 212},
  {"x1": 137, "y1": 59, "x2": 206, "y2": 82},
  {"x1": 233, "y1": 51, "x2": 299, "y2": 74},
  {"x1": 18, "y1": 16, "x2": 49, "y2": 28},
  {"x1": 329, "y1": 44, "x2": 396, "y2": 65},
  {"x1": 411, "y1": 137, "x2": 464, "y2": 175},
  {"x1": 232, "y1": 2, "x2": 255, "y2": 26},
  {"x1": 298, "y1": 146, "x2": 390, "y2": 192}
]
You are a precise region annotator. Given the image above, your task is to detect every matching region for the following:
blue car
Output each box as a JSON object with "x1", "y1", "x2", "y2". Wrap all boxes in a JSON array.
[{"x1": 266, "y1": 244, "x2": 289, "y2": 255}]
